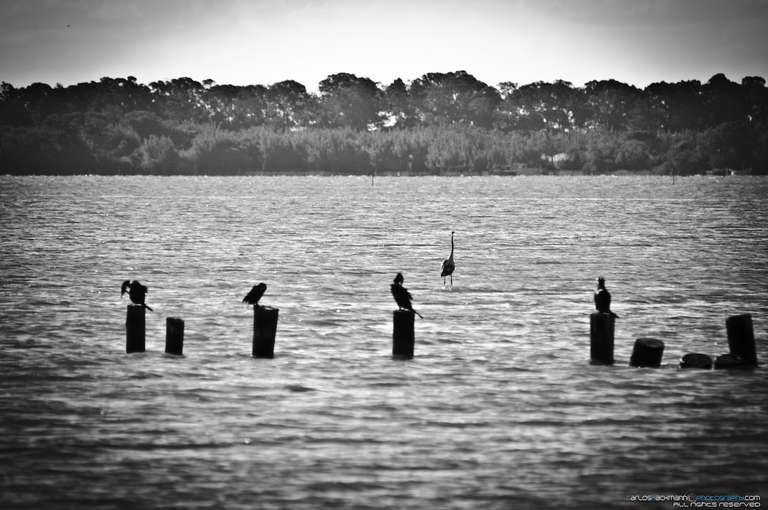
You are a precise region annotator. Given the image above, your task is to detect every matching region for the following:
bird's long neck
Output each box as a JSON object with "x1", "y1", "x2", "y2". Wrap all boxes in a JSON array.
[{"x1": 449, "y1": 234, "x2": 454, "y2": 258}]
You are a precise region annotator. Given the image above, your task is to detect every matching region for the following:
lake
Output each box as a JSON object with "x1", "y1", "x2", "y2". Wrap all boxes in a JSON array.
[{"x1": 0, "y1": 175, "x2": 766, "y2": 509}]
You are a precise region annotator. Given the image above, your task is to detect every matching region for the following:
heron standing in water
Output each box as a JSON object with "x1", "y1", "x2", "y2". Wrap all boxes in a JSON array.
[{"x1": 440, "y1": 231, "x2": 455, "y2": 287}]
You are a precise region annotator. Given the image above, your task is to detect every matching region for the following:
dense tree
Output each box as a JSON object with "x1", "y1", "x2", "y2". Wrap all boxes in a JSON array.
[
  {"x1": 584, "y1": 79, "x2": 646, "y2": 132},
  {"x1": 409, "y1": 71, "x2": 500, "y2": 128},
  {"x1": 264, "y1": 80, "x2": 314, "y2": 130},
  {"x1": 497, "y1": 80, "x2": 586, "y2": 132},
  {"x1": 149, "y1": 77, "x2": 208, "y2": 123},
  {"x1": 702, "y1": 73, "x2": 747, "y2": 127},
  {"x1": 383, "y1": 78, "x2": 415, "y2": 128},
  {"x1": 318, "y1": 73, "x2": 383, "y2": 129},
  {"x1": 644, "y1": 80, "x2": 706, "y2": 131},
  {"x1": 698, "y1": 120, "x2": 755, "y2": 170}
]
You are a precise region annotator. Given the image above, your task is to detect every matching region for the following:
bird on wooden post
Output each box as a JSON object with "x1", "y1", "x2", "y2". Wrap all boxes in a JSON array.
[
  {"x1": 244, "y1": 283, "x2": 278, "y2": 358},
  {"x1": 440, "y1": 231, "x2": 455, "y2": 287},
  {"x1": 121, "y1": 280, "x2": 153, "y2": 311},
  {"x1": 243, "y1": 283, "x2": 267, "y2": 306},
  {"x1": 391, "y1": 273, "x2": 423, "y2": 318},
  {"x1": 594, "y1": 277, "x2": 618, "y2": 318}
]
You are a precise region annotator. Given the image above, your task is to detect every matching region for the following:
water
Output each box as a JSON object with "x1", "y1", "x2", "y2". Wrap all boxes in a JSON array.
[{"x1": 1, "y1": 175, "x2": 766, "y2": 509}]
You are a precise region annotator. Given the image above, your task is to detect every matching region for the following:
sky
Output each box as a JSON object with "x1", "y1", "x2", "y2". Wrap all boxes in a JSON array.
[{"x1": 1, "y1": 0, "x2": 767, "y2": 91}]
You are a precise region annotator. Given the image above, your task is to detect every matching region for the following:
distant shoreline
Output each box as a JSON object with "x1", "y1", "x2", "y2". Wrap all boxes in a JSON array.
[
  {"x1": 2, "y1": 72, "x2": 766, "y2": 176},
  {"x1": 1, "y1": 169, "x2": 746, "y2": 177}
]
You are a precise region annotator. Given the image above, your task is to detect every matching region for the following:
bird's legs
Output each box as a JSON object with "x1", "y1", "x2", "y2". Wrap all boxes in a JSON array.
[{"x1": 450, "y1": 275, "x2": 453, "y2": 287}]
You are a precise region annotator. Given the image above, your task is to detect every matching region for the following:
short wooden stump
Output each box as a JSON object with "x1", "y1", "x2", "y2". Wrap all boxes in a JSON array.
[
  {"x1": 680, "y1": 353, "x2": 712, "y2": 369},
  {"x1": 714, "y1": 353, "x2": 752, "y2": 370},
  {"x1": 165, "y1": 317, "x2": 184, "y2": 355},
  {"x1": 726, "y1": 314, "x2": 757, "y2": 367},
  {"x1": 630, "y1": 338, "x2": 664, "y2": 368}
]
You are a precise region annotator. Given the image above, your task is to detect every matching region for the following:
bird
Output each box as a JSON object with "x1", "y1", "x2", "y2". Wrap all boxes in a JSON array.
[
  {"x1": 121, "y1": 280, "x2": 153, "y2": 311},
  {"x1": 440, "y1": 231, "x2": 455, "y2": 286},
  {"x1": 243, "y1": 283, "x2": 267, "y2": 306},
  {"x1": 594, "y1": 277, "x2": 618, "y2": 318},
  {"x1": 390, "y1": 272, "x2": 423, "y2": 318}
]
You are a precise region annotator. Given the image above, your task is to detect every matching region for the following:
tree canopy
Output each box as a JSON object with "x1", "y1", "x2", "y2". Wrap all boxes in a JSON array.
[{"x1": 1, "y1": 70, "x2": 766, "y2": 175}]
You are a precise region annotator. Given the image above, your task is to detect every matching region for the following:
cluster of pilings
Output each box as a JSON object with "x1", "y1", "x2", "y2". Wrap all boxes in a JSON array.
[
  {"x1": 126, "y1": 304, "x2": 758, "y2": 366},
  {"x1": 125, "y1": 304, "x2": 281, "y2": 358},
  {"x1": 126, "y1": 305, "x2": 188, "y2": 355},
  {"x1": 126, "y1": 305, "x2": 417, "y2": 359},
  {"x1": 590, "y1": 312, "x2": 759, "y2": 369}
]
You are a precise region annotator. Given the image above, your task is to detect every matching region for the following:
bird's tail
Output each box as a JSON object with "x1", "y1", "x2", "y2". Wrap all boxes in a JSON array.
[
  {"x1": 144, "y1": 304, "x2": 154, "y2": 312},
  {"x1": 413, "y1": 309, "x2": 424, "y2": 319},
  {"x1": 610, "y1": 311, "x2": 619, "y2": 318}
]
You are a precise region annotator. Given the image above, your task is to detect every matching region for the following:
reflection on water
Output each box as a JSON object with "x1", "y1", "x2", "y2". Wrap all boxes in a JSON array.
[{"x1": 1, "y1": 175, "x2": 767, "y2": 509}]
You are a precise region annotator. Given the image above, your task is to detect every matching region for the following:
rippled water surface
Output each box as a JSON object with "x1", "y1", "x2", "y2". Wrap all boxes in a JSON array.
[{"x1": 1, "y1": 175, "x2": 767, "y2": 509}]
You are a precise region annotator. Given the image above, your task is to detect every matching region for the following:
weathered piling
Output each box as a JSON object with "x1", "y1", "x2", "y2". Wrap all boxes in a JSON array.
[
  {"x1": 165, "y1": 317, "x2": 184, "y2": 355},
  {"x1": 589, "y1": 312, "x2": 614, "y2": 364},
  {"x1": 714, "y1": 353, "x2": 749, "y2": 370},
  {"x1": 253, "y1": 306, "x2": 279, "y2": 358},
  {"x1": 126, "y1": 304, "x2": 146, "y2": 353},
  {"x1": 630, "y1": 338, "x2": 664, "y2": 367},
  {"x1": 726, "y1": 314, "x2": 757, "y2": 366},
  {"x1": 680, "y1": 352, "x2": 712, "y2": 369},
  {"x1": 393, "y1": 310, "x2": 415, "y2": 359}
]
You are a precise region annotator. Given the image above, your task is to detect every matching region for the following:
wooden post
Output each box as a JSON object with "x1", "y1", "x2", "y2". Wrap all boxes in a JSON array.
[
  {"x1": 726, "y1": 314, "x2": 757, "y2": 366},
  {"x1": 630, "y1": 338, "x2": 664, "y2": 367},
  {"x1": 714, "y1": 353, "x2": 751, "y2": 369},
  {"x1": 393, "y1": 310, "x2": 415, "y2": 359},
  {"x1": 680, "y1": 353, "x2": 712, "y2": 369},
  {"x1": 253, "y1": 306, "x2": 279, "y2": 358},
  {"x1": 126, "y1": 304, "x2": 145, "y2": 353},
  {"x1": 589, "y1": 312, "x2": 614, "y2": 364},
  {"x1": 165, "y1": 317, "x2": 184, "y2": 355}
]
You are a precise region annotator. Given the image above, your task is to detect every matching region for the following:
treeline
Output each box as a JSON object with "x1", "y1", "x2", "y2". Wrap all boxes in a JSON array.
[{"x1": 1, "y1": 71, "x2": 767, "y2": 174}]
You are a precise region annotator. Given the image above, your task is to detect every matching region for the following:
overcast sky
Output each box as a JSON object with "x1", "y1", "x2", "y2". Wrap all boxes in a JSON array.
[{"x1": 1, "y1": 0, "x2": 767, "y2": 90}]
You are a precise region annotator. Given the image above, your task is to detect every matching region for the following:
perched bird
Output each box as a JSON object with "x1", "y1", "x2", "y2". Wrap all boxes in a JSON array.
[
  {"x1": 391, "y1": 272, "x2": 423, "y2": 318},
  {"x1": 594, "y1": 277, "x2": 618, "y2": 318},
  {"x1": 440, "y1": 231, "x2": 455, "y2": 286},
  {"x1": 243, "y1": 283, "x2": 267, "y2": 306},
  {"x1": 121, "y1": 280, "x2": 153, "y2": 311}
]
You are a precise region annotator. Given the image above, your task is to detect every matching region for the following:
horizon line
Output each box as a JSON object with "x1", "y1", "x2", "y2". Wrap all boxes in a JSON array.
[{"x1": 4, "y1": 70, "x2": 766, "y2": 91}]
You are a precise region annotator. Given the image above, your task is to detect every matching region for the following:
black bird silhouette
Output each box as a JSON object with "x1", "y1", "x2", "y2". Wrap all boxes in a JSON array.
[
  {"x1": 121, "y1": 280, "x2": 153, "y2": 311},
  {"x1": 243, "y1": 283, "x2": 267, "y2": 305},
  {"x1": 390, "y1": 272, "x2": 423, "y2": 318},
  {"x1": 594, "y1": 277, "x2": 618, "y2": 318},
  {"x1": 440, "y1": 231, "x2": 455, "y2": 286}
]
